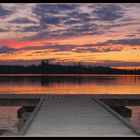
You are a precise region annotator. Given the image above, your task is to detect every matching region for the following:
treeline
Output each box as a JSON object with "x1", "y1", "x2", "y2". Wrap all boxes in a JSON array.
[{"x1": 0, "y1": 60, "x2": 140, "y2": 74}]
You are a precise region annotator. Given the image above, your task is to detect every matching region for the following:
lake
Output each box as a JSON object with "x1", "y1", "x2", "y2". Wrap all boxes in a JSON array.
[
  {"x1": 0, "y1": 105, "x2": 36, "y2": 136},
  {"x1": 0, "y1": 106, "x2": 20, "y2": 135},
  {"x1": 0, "y1": 74, "x2": 140, "y2": 94}
]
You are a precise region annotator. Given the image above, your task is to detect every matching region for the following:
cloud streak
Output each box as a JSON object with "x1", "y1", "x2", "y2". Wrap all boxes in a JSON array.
[
  {"x1": 0, "y1": 46, "x2": 16, "y2": 53},
  {"x1": 9, "y1": 18, "x2": 36, "y2": 24},
  {"x1": 0, "y1": 44, "x2": 124, "y2": 54},
  {"x1": 92, "y1": 38, "x2": 140, "y2": 46}
]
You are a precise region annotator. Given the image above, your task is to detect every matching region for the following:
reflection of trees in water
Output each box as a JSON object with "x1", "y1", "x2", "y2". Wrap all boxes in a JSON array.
[
  {"x1": 1, "y1": 75, "x2": 140, "y2": 87},
  {"x1": 0, "y1": 77, "x2": 41, "y2": 85},
  {"x1": 0, "y1": 76, "x2": 120, "y2": 86},
  {"x1": 114, "y1": 75, "x2": 140, "y2": 84},
  {"x1": 41, "y1": 76, "x2": 119, "y2": 86}
]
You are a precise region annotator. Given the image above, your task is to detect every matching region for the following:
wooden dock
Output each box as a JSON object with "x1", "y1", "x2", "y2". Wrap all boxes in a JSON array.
[{"x1": 21, "y1": 95, "x2": 137, "y2": 137}]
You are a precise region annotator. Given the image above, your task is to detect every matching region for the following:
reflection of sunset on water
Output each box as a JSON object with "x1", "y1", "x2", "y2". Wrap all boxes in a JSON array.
[
  {"x1": 127, "y1": 106, "x2": 140, "y2": 132},
  {"x1": 0, "y1": 75, "x2": 140, "y2": 94},
  {"x1": 0, "y1": 106, "x2": 20, "y2": 135}
]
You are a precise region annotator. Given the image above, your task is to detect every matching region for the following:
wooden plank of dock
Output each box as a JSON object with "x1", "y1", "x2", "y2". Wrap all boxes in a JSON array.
[{"x1": 25, "y1": 95, "x2": 137, "y2": 137}]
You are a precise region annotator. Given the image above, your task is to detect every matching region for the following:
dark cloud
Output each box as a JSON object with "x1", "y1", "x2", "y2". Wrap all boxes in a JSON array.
[
  {"x1": 0, "y1": 46, "x2": 16, "y2": 53},
  {"x1": 74, "y1": 46, "x2": 122, "y2": 53},
  {"x1": 24, "y1": 4, "x2": 78, "y2": 36},
  {"x1": 93, "y1": 38, "x2": 140, "y2": 46},
  {"x1": 115, "y1": 38, "x2": 140, "y2": 46},
  {"x1": 21, "y1": 4, "x2": 134, "y2": 40},
  {"x1": 36, "y1": 16, "x2": 69, "y2": 32},
  {"x1": 21, "y1": 16, "x2": 68, "y2": 33},
  {"x1": 93, "y1": 4, "x2": 124, "y2": 21},
  {"x1": 41, "y1": 17, "x2": 60, "y2": 25},
  {"x1": 19, "y1": 45, "x2": 75, "y2": 52},
  {"x1": 21, "y1": 25, "x2": 44, "y2": 32},
  {"x1": 34, "y1": 4, "x2": 58, "y2": 16},
  {"x1": 55, "y1": 4, "x2": 79, "y2": 10},
  {"x1": 0, "y1": 5, "x2": 13, "y2": 18},
  {"x1": 39, "y1": 16, "x2": 69, "y2": 25},
  {"x1": 9, "y1": 18, "x2": 36, "y2": 24},
  {"x1": 26, "y1": 4, "x2": 129, "y2": 40},
  {"x1": 24, "y1": 23, "x2": 101, "y2": 41},
  {"x1": 33, "y1": 4, "x2": 78, "y2": 16},
  {"x1": 64, "y1": 20, "x2": 81, "y2": 25},
  {"x1": 68, "y1": 23, "x2": 100, "y2": 34},
  {"x1": 74, "y1": 47, "x2": 100, "y2": 53},
  {"x1": 28, "y1": 4, "x2": 96, "y2": 39},
  {"x1": 0, "y1": 28, "x2": 9, "y2": 32},
  {"x1": 126, "y1": 34, "x2": 137, "y2": 38}
]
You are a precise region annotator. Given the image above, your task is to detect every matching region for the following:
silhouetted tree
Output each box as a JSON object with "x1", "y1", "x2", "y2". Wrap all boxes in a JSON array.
[{"x1": 41, "y1": 60, "x2": 45, "y2": 66}]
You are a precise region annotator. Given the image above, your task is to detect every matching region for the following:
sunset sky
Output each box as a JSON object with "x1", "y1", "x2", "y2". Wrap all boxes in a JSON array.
[{"x1": 0, "y1": 3, "x2": 140, "y2": 69}]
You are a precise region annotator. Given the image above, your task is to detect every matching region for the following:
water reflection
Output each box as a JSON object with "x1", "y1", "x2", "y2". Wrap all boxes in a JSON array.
[
  {"x1": 0, "y1": 75, "x2": 140, "y2": 94},
  {"x1": 128, "y1": 106, "x2": 140, "y2": 132},
  {"x1": 0, "y1": 106, "x2": 20, "y2": 135},
  {"x1": 0, "y1": 98, "x2": 38, "y2": 136},
  {"x1": 0, "y1": 106, "x2": 36, "y2": 136}
]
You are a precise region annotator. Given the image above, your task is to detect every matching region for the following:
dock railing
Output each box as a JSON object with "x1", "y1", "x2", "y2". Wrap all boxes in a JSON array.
[
  {"x1": 93, "y1": 97, "x2": 140, "y2": 136},
  {"x1": 18, "y1": 95, "x2": 45, "y2": 136}
]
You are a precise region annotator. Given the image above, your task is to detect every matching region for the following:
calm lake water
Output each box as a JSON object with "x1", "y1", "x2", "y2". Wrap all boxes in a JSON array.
[
  {"x1": 0, "y1": 74, "x2": 140, "y2": 94},
  {"x1": 0, "y1": 106, "x2": 35, "y2": 136},
  {"x1": 0, "y1": 106, "x2": 20, "y2": 135}
]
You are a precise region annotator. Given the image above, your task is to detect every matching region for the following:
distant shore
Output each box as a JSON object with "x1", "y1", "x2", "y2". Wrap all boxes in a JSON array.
[
  {"x1": 0, "y1": 60, "x2": 140, "y2": 75},
  {"x1": 0, "y1": 74, "x2": 140, "y2": 77}
]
